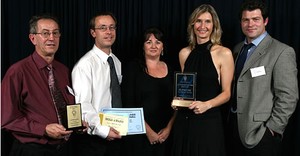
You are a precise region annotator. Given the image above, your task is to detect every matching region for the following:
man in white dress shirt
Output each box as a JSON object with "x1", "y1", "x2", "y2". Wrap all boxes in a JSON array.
[{"x1": 71, "y1": 12, "x2": 122, "y2": 156}]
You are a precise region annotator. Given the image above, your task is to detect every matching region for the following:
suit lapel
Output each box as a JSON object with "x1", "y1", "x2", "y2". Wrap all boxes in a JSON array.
[{"x1": 240, "y1": 35, "x2": 272, "y2": 76}]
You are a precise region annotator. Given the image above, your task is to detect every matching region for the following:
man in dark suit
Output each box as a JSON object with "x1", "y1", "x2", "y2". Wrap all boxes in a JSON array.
[{"x1": 228, "y1": 1, "x2": 298, "y2": 156}]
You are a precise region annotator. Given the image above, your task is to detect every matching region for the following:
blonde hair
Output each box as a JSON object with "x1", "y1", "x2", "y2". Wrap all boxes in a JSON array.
[{"x1": 187, "y1": 4, "x2": 222, "y2": 50}]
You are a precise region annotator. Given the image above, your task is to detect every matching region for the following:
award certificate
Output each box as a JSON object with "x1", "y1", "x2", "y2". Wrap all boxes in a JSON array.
[
  {"x1": 99, "y1": 113, "x2": 128, "y2": 136},
  {"x1": 101, "y1": 108, "x2": 146, "y2": 135}
]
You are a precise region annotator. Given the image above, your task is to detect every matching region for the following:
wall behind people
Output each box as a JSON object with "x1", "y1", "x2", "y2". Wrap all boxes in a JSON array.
[
  {"x1": 1, "y1": 0, "x2": 299, "y2": 156},
  {"x1": 2, "y1": 0, "x2": 299, "y2": 71}
]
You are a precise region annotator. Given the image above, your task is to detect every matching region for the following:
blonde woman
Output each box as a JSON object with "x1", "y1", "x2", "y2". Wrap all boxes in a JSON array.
[{"x1": 172, "y1": 4, "x2": 234, "y2": 156}]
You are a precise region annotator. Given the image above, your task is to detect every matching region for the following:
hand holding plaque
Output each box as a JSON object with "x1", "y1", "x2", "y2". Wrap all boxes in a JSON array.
[
  {"x1": 172, "y1": 72, "x2": 196, "y2": 107},
  {"x1": 63, "y1": 103, "x2": 84, "y2": 130}
]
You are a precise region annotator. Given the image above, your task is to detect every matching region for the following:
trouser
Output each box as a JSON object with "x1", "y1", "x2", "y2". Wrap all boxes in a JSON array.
[
  {"x1": 71, "y1": 133, "x2": 121, "y2": 156},
  {"x1": 227, "y1": 112, "x2": 282, "y2": 156},
  {"x1": 9, "y1": 138, "x2": 71, "y2": 156}
]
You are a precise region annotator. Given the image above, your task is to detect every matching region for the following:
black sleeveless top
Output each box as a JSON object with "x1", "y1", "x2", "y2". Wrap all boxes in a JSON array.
[
  {"x1": 184, "y1": 41, "x2": 221, "y2": 101},
  {"x1": 171, "y1": 41, "x2": 226, "y2": 156}
]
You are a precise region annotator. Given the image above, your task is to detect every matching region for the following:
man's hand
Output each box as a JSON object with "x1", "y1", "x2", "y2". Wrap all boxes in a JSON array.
[
  {"x1": 45, "y1": 123, "x2": 72, "y2": 139},
  {"x1": 106, "y1": 127, "x2": 121, "y2": 141}
]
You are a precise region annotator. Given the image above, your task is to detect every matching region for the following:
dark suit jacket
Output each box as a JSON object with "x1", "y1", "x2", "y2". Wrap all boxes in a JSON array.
[{"x1": 233, "y1": 34, "x2": 298, "y2": 148}]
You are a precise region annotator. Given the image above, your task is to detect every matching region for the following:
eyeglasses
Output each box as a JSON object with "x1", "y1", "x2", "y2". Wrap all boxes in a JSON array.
[
  {"x1": 94, "y1": 25, "x2": 117, "y2": 32},
  {"x1": 33, "y1": 31, "x2": 61, "y2": 38}
]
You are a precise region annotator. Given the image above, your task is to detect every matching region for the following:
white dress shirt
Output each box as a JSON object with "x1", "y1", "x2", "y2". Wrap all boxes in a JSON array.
[{"x1": 72, "y1": 45, "x2": 122, "y2": 138}]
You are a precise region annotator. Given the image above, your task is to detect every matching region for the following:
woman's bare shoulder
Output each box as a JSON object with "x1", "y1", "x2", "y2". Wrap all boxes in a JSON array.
[
  {"x1": 179, "y1": 46, "x2": 192, "y2": 56},
  {"x1": 211, "y1": 44, "x2": 232, "y2": 57}
]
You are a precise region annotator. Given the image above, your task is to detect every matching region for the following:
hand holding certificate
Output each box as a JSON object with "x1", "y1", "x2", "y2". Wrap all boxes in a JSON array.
[
  {"x1": 99, "y1": 113, "x2": 128, "y2": 136},
  {"x1": 172, "y1": 72, "x2": 197, "y2": 107},
  {"x1": 99, "y1": 108, "x2": 146, "y2": 135}
]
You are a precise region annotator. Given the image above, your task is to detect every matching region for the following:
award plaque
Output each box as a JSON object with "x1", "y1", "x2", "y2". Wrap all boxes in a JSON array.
[
  {"x1": 65, "y1": 103, "x2": 84, "y2": 130},
  {"x1": 172, "y1": 72, "x2": 196, "y2": 107}
]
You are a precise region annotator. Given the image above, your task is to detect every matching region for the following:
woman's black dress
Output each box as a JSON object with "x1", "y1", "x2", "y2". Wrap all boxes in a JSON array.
[
  {"x1": 122, "y1": 60, "x2": 174, "y2": 156},
  {"x1": 172, "y1": 41, "x2": 226, "y2": 156}
]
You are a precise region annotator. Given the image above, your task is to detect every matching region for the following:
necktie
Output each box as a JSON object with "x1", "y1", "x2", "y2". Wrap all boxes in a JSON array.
[
  {"x1": 48, "y1": 64, "x2": 67, "y2": 125},
  {"x1": 232, "y1": 43, "x2": 253, "y2": 111},
  {"x1": 107, "y1": 56, "x2": 122, "y2": 108}
]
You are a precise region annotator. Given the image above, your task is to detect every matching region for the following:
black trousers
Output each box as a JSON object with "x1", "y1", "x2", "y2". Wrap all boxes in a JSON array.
[
  {"x1": 71, "y1": 133, "x2": 121, "y2": 156},
  {"x1": 9, "y1": 139, "x2": 71, "y2": 156},
  {"x1": 227, "y1": 112, "x2": 282, "y2": 156}
]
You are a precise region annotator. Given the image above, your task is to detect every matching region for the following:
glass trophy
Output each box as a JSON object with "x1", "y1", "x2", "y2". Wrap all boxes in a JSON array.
[{"x1": 172, "y1": 72, "x2": 196, "y2": 107}]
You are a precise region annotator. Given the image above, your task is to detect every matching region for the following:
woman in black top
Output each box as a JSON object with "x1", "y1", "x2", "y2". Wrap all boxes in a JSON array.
[
  {"x1": 121, "y1": 27, "x2": 176, "y2": 156},
  {"x1": 172, "y1": 4, "x2": 234, "y2": 156}
]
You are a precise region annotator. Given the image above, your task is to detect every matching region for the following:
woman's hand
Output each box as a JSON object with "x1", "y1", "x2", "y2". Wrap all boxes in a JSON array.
[{"x1": 189, "y1": 101, "x2": 212, "y2": 114}]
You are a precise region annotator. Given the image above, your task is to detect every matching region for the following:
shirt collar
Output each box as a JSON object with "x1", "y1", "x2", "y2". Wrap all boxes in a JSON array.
[
  {"x1": 244, "y1": 31, "x2": 268, "y2": 47},
  {"x1": 32, "y1": 51, "x2": 50, "y2": 70},
  {"x1": 92, "y1": 44, "x2": 114, "y2": 63},
  {"x1": 32, "y1": 51, "x2": 58, "y2": 70}
]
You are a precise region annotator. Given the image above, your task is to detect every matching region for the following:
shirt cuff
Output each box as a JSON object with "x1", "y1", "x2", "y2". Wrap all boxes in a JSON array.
[{"x1": 88, "y1": 123, "x2": 110, "y2": 139}]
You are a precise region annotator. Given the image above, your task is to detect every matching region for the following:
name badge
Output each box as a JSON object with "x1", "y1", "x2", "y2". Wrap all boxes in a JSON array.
[
  {"x1": 250, "y1": 66, "x2": 266, "y2": 77},
  {"x1": 67, "y1": 85, "x2": 75, "y2": 96}
]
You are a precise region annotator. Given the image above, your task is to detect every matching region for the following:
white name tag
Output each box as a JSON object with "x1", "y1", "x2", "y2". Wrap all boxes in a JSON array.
[
  {"x1": 67, "y1": 85, "x2": 75, "y2": 96},
  {"x1": 250, "y1": 66, "x2": 266, "y2": 77}
]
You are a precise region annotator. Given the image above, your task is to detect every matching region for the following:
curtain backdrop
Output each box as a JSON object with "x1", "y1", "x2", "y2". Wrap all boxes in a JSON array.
[{"x1": 1, "y1": 0, "x2": 299, "y2": 156}]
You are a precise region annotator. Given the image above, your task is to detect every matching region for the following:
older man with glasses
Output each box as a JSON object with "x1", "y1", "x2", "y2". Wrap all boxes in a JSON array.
[{"x1": 1, "y1": 14, "x2": 75, "y2": 156}]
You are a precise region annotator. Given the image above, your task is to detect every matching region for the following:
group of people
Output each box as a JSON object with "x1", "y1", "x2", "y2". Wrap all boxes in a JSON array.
[{"x1": 1, "y1": 0, "x2": 298, "y2": 156}]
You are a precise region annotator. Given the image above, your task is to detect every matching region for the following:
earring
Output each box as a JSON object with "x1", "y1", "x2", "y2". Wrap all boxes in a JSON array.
[{"x1": 161, "y1": 50, "x2": 164, "y2": 56}]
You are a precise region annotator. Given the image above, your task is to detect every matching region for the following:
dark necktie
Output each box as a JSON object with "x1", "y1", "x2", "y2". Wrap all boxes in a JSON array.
[
  {"x1": 232, "y1": 43, "x2": 253, "y2": 111},
  {"x1": 107, "y1": 56, "x2": 122, "y2": 108},
  {"x1": 48, "y1": 64, "x2": 67, "y2": 125}
]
